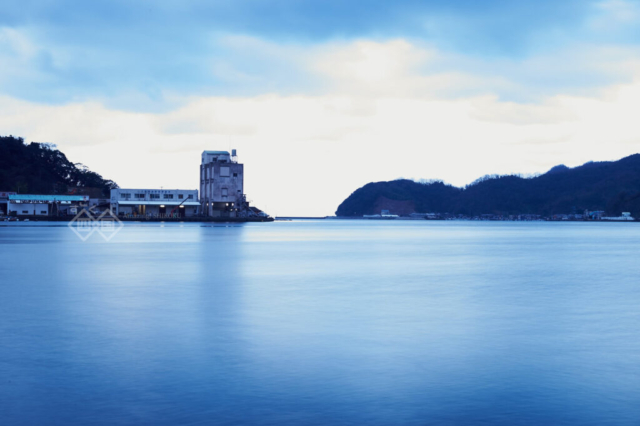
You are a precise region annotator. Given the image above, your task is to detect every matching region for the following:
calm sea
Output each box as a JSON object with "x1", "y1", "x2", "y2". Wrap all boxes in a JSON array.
[{"x1": 1, "y1": 221, "x2": 640, "y2": 425}]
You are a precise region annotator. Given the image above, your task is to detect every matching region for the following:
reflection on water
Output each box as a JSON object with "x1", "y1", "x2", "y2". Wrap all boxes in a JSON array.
[{"x1": 1, "y1": 221, "x2": 640, "y2": 425}]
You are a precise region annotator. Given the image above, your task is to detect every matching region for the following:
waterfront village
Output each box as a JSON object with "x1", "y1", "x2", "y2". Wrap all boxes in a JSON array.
[{"x1": 0, "y1": 150, "x2": 271, "y2": 222}]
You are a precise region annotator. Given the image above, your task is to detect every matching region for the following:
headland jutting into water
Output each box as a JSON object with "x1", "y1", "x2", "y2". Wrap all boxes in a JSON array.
[
  {"x1": 0, "y1": 136, "x2": 272, "y2": 222},
  {"x1": 334, "y1": 154, "x2": 640, "y2": 222}
]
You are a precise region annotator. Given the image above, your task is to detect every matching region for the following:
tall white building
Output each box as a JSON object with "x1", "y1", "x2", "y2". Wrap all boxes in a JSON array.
[{"x1": 200, "y1": 150, "x2": 244, "y2": 217}]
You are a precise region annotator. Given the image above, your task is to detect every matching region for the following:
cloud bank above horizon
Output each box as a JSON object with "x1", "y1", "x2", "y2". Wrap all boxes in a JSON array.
[{"x1": 2, "y1": 0, "x2": 640, "y2": 215}]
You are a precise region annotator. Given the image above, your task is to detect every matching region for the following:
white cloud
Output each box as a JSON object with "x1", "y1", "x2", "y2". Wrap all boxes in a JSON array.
[
  {"x1": 209, "y1": 35, "x2": 640, "y2": 102},
  {"x1": 591, "y1": 0, "x2": 640, "y2": 28},
  {"x1": 314, "y1": 40, "x2": 430, "y2": 87},
  {"x1": 0, "y1": 27, "x2": 45, "y2": 84},
  {"x1": 0, "y1": 27, "x2": 37, "y2": 58}
]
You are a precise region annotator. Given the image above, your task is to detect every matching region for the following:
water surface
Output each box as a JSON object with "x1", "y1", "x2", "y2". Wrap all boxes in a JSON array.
[{"x1": 1, "y1": 221, "x2": 640, "y2": 425}]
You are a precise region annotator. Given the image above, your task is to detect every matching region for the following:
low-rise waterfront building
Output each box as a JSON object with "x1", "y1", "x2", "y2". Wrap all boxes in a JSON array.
[
  {"x1": 585, "y1": 210, "x2": 605, "y2": 220},
  {"x1": 602, "y1": 212, "x2": 635, "y2": 221},
  {"x1": 363, "y1": 209, "x2": 400, "y2": 219},
  {"x1": 7, "y1": 194, "x2": 89, "y2": 216},
  {"x1": 110, "y1": 188, "x2": 199, "y2": 218},
  {"x1": 88, "y1": 198, "x2": 111, "y2": 214}
]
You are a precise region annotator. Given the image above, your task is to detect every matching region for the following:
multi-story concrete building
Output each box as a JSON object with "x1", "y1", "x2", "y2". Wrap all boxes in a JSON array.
[
  {"x1": 200, "y1": 150, "x2": 244, "y2": 217},
  {"x1": 110, "y1": 188, "x2": 199, "y2": 218}
]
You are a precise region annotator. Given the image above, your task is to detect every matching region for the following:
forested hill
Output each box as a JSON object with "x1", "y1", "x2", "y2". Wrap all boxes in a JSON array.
[
  {"x1": 0, "y1": 135, "x2": 117, "y2": 197},
  {"x1": 336, "y1": 154, "x2": 640, "y2": 217}
]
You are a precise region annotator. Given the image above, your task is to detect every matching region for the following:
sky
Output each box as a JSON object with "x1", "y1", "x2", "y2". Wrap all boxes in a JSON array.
[{"x1": 2, "y1": 0, "x2": 640, "y2": 216}]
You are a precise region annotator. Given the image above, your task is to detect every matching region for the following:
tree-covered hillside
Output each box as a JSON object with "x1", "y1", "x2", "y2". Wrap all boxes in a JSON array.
[
  {"x1": 0, "y1": 135, "x2": 118, "y2": 197},
  {"x1": 336, "y1": 154, "x2": 640, "y2": 217}
]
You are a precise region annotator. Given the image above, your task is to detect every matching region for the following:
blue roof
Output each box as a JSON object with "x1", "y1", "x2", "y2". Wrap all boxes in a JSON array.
[
  {"x1": 202, "y1": 151, "x2": 230, "y2": 155},
  {"x1": 9, "y1": 194, "x2": 86, "y2": 202}
]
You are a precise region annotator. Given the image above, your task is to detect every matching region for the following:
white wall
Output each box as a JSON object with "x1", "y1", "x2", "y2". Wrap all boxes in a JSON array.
[{"x1": 8, "y1": 203, "x2": 49, "y2": 215}]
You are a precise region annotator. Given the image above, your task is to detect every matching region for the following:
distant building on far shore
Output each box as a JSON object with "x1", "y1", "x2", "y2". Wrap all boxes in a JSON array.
[
  {"x1": 602, "y1": 212, "x2": 635, "y2": 221},
  {"x1": 585, "y1": 210, "x2": 605, "y2": 220},
  {"x1": 200, "y1": 150, "x2": 244, "y2": 218}
]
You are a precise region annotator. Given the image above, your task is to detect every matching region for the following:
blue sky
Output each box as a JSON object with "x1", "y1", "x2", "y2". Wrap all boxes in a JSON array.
[
  {"x1": 2, "y1": 1, "x2": 640, "y2": 215},
  {"x1": 2, "y1": 0, "x2": 638, "y2": 106}
]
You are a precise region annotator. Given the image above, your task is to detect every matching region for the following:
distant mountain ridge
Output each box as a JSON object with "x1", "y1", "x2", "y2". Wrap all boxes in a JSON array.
[
  {"x1": 0, "y1": 135, "x2": 117, "y2": 197},
  {"x1": 336, "y1": 154, "x2": 640, "y2": 217}
]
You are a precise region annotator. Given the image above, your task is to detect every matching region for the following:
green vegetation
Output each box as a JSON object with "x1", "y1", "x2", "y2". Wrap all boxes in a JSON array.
[
  {"x1": 0, "y1": 135, "x2": 117, "y2": 197},
  {"x1": 336, "y1": 154, "x2": 640, "y2": 217}
]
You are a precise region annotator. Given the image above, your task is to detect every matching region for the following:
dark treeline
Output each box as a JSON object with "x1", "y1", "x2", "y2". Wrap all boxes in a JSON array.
[
  {"x1": 0, "y1": 135, "x2": 117, "y2": 197},
  {"x1": 336, "y1": 154, "x2": 640, "y2": 217}
]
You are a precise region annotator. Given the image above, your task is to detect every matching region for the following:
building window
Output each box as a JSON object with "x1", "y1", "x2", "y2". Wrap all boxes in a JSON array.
[
  {"x1": 150, "y1": 194, "x2": 160, "y2": 199},
  {"x1": 22, "y1": 210, "x2": 28, "y2": 214},
  {"x1": 188, "y1": 194, "x2": 193, "y2": 199},
  {"x1": 233, "y1": 173, "x2": 238, "y2": 177},
  {"x1": 178, "y1": 194, "x2": 184, "y2": 199},
  {"x1": 134, "y1": 194, "x2": 145, "y2": 199},
  {"x1": 220, "y1": 167, "x2": 230, "y2": 177},
  {"x1": 164, "y1": 194, "x2": 174, "y2": 199},
  {"x1": 121, "y1": 193, "x2": 131, "y2": 199},
  {"x1": 41, "y1": 211, "x2": 47, "y2": 214}
]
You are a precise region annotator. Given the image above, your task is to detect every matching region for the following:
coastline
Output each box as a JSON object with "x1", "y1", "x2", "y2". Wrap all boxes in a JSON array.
[{"x1": 1, "y1": 215, "x2": 274, "y2": 223}]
